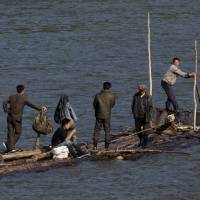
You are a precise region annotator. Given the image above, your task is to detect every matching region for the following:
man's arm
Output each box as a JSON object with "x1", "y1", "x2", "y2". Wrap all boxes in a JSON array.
[
  {"x1": 3, "y1": 96, "x2": 10, "y2": 113},
  {"x1": 131, "y1": 96, "x2": 136, "y2": 114},
  {"x1": 93, "y1": 94, "x2": 98, "y2": 109},
  {"x1": 64, "y1": 129, "x2": 76, "y2": 142},
  {"x1": 111, "y1": 95, "x2": 116, "y2": 108},
  {"x1": 25, "y1": 98, "x2": 42, "y2": 111},
  {"x1": 171, "y1": 65, "x2": 190, "y2": 78}
]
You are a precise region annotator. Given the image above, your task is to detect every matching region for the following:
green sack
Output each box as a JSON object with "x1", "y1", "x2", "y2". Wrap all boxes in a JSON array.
[{"x1": 32, "y1": 111, "x2": 53, "y2": 135}]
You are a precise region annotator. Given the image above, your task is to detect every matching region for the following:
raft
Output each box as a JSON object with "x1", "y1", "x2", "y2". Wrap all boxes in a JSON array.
[{"x1": 0, "y1": 109, "x2": 200, "y2": 176}]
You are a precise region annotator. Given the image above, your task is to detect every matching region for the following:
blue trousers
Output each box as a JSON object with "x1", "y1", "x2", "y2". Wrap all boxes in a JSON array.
[{"x1": 161, "y1": 80, "x2": 179, "y2": 113}]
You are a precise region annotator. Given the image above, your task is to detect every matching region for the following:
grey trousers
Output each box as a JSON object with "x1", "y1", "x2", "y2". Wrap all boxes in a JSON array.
[{"x1": 93, "y1": 118, "x2": 111, "y2": 148}]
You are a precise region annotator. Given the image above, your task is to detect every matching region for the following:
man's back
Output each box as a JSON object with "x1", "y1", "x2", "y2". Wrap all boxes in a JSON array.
[
  {"x1": 51, "y1": 126, "x2": 68, "y2": 147},
  {"x1": 9, "y1": 94, "x2": 26, "y2": 119},
  {"x1": 93, "y1": 89, "x2": 115, "y2": 119},
  {"x1": 8, "y1": 94, "x2": 40, "y2": 121}
]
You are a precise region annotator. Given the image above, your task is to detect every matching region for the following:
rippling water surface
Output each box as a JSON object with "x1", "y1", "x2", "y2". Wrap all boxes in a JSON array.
[{"x1": 0, "y1": 0, "x2": 200, "y2": 199}]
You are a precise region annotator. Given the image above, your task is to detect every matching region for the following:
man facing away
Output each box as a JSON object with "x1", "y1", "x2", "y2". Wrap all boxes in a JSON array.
[
  {"x1": 132, "y1": 84, "x2": 153, "y2": 148},
  {"x1": 3, "y1": 84, "x2": 47, "y2": 152},
  {"x1": 161, "y1": 57, "x2": 195, "y2": 121},
  {"x1": 93, "y1": 82, "x2": 116, "y2": 150}
]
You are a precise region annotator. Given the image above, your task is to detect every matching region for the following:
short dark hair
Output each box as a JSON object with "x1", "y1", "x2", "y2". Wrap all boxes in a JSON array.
[
  {"x1": 16, "y1": 85, "x2": 25, "y2": 93},
  {"x1": 172, "y1": 57, "x2": 181, "y2": 64},
  {"x1": 61, "y1": 118, "x2": 70, "y2": 126},
  {"x1": 103, "y1": 82, "x2": 112, "y2": 90}
]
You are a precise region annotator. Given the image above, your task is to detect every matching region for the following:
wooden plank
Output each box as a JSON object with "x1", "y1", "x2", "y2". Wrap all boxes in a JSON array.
[{"x1": 0, "y1": 150, "x2": 43, "y2": 161}]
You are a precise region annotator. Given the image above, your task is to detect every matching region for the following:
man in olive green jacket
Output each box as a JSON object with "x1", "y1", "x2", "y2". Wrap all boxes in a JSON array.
[
  {"x1": 93, "y1": 82, "x2": 116, "y2": 149},
  {"x1": 3, "y1": 85, "x2": 47, "y2": 152}
]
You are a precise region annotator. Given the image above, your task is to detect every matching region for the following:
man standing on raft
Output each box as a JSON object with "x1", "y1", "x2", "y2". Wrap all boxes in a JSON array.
[
  {"x1": 161, "y1": 57, "x2": 195, "y2": 121},
  {"x1": 3, "y1": 84, "x2": 47, "y2": 152},
  {"x1": 93, "y1": 82, "x2": 116, "y2": 150}
]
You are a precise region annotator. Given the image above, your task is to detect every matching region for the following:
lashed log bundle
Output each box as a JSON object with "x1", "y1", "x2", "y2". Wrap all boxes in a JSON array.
[
  {"x1": 0, "y1": 109, "x2": 200, "y2": 176},
  {"x1": 0, "y1": 149, "x2": 43, "y2": 162}
]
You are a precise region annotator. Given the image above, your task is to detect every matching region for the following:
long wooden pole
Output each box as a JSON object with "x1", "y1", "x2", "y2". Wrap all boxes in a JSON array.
[
  {"x1": 148, "y1": 12, "x2": 153, "y2": 96},
  {"x1": 193, "y1": 40, "x2": 198, "y2": 130}
]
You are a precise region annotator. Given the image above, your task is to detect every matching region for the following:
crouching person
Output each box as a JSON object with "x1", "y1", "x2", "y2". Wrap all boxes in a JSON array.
[
  {"x1": 51, "y1": 118, "x2": 84, "y2": 158},
  {"x1": 131, "y1": 84, "x2": 153, "y2": 148}
]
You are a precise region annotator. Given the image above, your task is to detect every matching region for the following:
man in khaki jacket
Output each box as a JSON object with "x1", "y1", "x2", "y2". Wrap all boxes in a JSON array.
[
  {"x1": 93, "y1": 82, "x2": 116, "y2": 150},
  {"x1": 3, "y1": 84, "x2": 47, "y2": 152}
]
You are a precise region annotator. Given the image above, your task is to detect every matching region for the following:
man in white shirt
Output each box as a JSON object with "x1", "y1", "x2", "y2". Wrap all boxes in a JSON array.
[{"x1": 161, "y1": 58, "x2": 195, "y2": 118}]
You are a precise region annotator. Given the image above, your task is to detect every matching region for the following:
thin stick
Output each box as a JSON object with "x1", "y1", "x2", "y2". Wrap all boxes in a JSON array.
[
  {"x1": 148, "y1": 12, "x2": 153, "y2": 96},
  {"x1": 194, "y1": 40, "x2": 198, "y2": 130},
  {"x1": 97, "y1": 149, "x2": 192, "y2": 156}
]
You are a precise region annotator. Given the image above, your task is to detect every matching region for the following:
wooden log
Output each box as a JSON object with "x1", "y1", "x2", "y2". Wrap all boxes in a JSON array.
[
  {"x1": 0, "y1": 149, "x2": 43, "y2": 162},
  {"x1": 92, "y1": 149, "x2": 192, "y2": 160},
  {"x1": 1, "y1": 152, "x2": 52, "y2": 167},
  {"x1": 96, "y1": 149, "x2": 191, "y2": 155},
  {"x1": 0, "y1": 124, "x2": 198, "y2": 176},
  {"x1": 0, "y1": 158, "x2": 77, "y2": 176}
]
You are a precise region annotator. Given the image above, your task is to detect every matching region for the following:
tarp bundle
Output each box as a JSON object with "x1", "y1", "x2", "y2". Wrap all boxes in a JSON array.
[{"x1": 54, "y1": 95, "x2": 78, "y2": 124}]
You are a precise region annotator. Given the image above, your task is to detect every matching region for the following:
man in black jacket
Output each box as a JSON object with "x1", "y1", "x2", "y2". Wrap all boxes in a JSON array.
[
  {"x1": 132, "y1": 84, "x2": 153, "y2": 147},
  {"x1": 93, "y1": 82, "x2": 116, "y2": 150},
  {"x1": 3, "y1": 85, "x2": 47, "y2": 152}
]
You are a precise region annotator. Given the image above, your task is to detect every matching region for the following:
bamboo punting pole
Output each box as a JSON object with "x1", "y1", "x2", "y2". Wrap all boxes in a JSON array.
[
  {"x1": 148, "y1": 12, "x2": 153, "y2": 96},
  {"x1": 193, "y1": 40, "x2": 198, "y2": 130}
]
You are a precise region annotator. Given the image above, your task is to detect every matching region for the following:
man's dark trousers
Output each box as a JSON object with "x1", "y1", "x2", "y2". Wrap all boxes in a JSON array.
[
  {"x1": 161, "y1": 80, "x2": 178, "y2": 112},
  {"x1": 93, "y1": 118, "x2": 110, "y2": 148},
  {"x1": 7, "y1": 116, "x2": 22, "y2": 151},
  {"x1": 135, "y1": 118, "x2": 149, "y2": 147}
]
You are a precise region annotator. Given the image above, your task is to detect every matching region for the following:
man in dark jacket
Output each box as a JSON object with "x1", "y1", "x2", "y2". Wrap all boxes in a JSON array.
[
  {"x1": 132, "y1": 84, "x2": 153, "y2": 148},
  {"x1": 93, "y1": 82, "x2": 116, "y2": 150},
  {"x1": 3, "y1": 85, "x2": 47, "y2": 152}
]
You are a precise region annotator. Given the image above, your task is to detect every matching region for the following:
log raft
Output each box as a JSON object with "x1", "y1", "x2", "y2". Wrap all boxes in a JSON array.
[
  {"x1": 0, "y1": 127, "x2": 199, "y2": 176},
  {"x1": 0, "y1": 109, "x2": 200, "y2": 176}
]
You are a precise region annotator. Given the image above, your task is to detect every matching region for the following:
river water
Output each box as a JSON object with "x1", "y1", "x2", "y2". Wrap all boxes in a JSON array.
[{"x1": 0, "y1": 0, "x2": 200, "y2": 199}]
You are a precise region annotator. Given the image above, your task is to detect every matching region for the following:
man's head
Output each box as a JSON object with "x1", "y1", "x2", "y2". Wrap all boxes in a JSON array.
[
  {"x1": 16, "y1": 84, "x2": 25, "y2": 94},
  {"x1": 103, "y1": 82, "x2": 112, "y2": 90},
  {"x1": 172, "y1": 57, "x2": 181, "y2": 66},
  {"x1": 138, "y1": 84, "x2": 146, "y2": 93},
  {"x1": 61, "y1": 118, "x2": 74, "y2": 130}
]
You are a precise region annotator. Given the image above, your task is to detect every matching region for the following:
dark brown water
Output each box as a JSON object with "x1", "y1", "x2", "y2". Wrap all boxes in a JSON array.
[{"x1": 0, "y1": 0, "x2": 200, "y2": 199}]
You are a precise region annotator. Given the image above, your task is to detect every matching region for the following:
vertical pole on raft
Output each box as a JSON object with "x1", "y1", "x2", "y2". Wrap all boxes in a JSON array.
[
  {"x1": 193, "y1": 40, "x2": 198, "y2": 130},
  {"x1": 148, "y1": 12, "x2": 153, "y2": 96}
]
